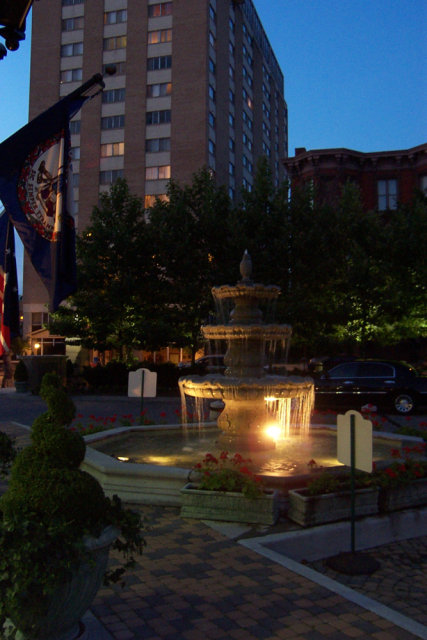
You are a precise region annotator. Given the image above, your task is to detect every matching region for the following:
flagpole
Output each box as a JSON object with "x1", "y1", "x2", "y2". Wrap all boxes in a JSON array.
[{"x1": 64, "y1": 73, "x2": 105, "y2": 102}]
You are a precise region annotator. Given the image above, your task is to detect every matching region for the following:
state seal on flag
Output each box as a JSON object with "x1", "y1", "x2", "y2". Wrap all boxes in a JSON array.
[{"x1": 17, "y1": 130, "x2": 70, "y2": 242}]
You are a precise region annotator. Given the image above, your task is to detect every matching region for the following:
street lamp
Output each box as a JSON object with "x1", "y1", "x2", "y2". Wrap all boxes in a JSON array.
[
  {"x1": 34, "y1": 342, "x2": 40, "y2": 355},
  {"x1": 0, "y1": 0, "x2": 35, "y2": 57}
]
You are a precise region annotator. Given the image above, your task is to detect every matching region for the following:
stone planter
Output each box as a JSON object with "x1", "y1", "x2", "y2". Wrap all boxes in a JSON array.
[
  {"x1": 378, "y1": 478, "x2": 427, "y2": 513},
  {"x1": 180, "y1": 483, "x2": 279, "y2": 525},
  {"x1": 288, "y1": 486, "x2": 380, "y2": 527},
  {"x1": 6, "y1": 525, "x2": 118, "y2": 640}
]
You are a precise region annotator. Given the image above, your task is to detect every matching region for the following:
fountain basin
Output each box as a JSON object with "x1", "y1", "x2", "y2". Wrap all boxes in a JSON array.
[{"x1": 82, "y1": 424, "x2": 414, "y2": 506}]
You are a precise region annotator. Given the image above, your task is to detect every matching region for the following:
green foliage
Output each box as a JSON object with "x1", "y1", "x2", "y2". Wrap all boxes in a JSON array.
[
  {"x1": 13, "y1": 360, "x2": 28, "y2": 382},
  {"x1": 0, "y1": 432, "x2": 16, "y2": 479},
  {"x1": 0, "y1": 373, "x2": 146, "y2": 638},
  {"x1": 188, "y1": 451, "x2": 264, "y2": 499},
  {"x1": 51, "y1": 169, "x2": 427, "y2": 360}
]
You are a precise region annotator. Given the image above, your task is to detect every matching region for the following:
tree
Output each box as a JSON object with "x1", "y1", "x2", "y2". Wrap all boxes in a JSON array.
[
  {"x1": 148, "y1": 168, "x2": 235, "y2": 360},
  {"x1": 50, "y1": 180, "x2": 162, "y2": 360}
]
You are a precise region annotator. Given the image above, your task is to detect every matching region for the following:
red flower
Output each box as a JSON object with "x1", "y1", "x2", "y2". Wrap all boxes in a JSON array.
[
  {"x1": 220, "y1": 451, "x2": 229, "y2": 460},
  {"x1": 390, "y1": 448, "x2": 400, "y2": 458}
]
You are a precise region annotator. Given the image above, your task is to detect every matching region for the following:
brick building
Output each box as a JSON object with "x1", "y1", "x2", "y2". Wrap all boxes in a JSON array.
[
  {"x1": 283, "y1": 143, "x2": 427, "y2": 211},
  {"x1": 24, "y1": 0, "x2": 288, "y2": 347}
]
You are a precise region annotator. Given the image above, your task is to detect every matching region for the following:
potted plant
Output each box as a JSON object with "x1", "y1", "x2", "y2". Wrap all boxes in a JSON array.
[
  {"x1": 13, "y1": 359, "x2": 29, "y2": 393},
  {"x1": 180, "y1": 451, "x2": 279, "y2": 525},
  {"x1": 374, "y1": 444, "x2": 427, "y2": 512},
  {"x1": 287, "y1": 468, "x2": 380, "y2": 527},
  {"x1": 0, "y1": 373, "x2": 146, "y2": 640}
]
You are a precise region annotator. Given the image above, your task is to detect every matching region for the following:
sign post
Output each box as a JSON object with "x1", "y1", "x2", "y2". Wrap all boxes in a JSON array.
[{"x1": 327, "y1": 410, "x2": 380, "y2": 575}]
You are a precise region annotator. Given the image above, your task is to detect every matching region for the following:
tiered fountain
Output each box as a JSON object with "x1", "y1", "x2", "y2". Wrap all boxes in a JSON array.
[{"x1": 179, "y1": 252, "x2": 314, "y2": 451}]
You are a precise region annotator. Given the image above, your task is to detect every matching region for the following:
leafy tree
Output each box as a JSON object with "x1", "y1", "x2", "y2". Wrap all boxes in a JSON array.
[
  {"x1": 50, "y1": 180, "x2": 162, "y2": 360},
  {"x1": 148, "y1": 168, "x2": 235, "y2": 360}
]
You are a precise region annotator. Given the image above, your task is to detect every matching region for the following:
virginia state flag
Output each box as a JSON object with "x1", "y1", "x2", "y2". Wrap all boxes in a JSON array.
[
  {"x1": 0, "y1": 94, "x2": 87, "y2": 311},
  {"x1": 0, "y1": 212, "x2": 20, "y2": 355}
]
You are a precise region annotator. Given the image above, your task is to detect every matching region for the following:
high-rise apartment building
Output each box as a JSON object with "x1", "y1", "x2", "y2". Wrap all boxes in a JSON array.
[{"x1": 24, "y1": 0, "x2": 287, "y2": 344}]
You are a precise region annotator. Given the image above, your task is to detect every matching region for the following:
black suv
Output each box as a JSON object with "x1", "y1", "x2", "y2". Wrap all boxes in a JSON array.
[{"x1": 314, "y1": 359, "x2": 427, "y2": 415}]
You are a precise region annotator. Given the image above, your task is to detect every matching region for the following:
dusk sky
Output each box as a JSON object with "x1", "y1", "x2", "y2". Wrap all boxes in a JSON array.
[{"x1": 0, "y1": 0, "x2": 426, "y2": 290}]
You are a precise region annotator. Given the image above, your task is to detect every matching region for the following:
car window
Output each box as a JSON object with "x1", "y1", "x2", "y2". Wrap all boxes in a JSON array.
[
  {"x1": 357, "y1": 363, "x2": 394, "y2": 377},
  {"x1": 328, "y1": 363, "x2": 359, "y2": 378}
]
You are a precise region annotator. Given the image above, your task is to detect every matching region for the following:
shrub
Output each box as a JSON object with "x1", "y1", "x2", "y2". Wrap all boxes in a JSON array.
[
  {"x1": 0, "y1": 432, "x2": 16, "y2": 478},
  {"x1": 13, "y1": 360, "x2": 28, "y2": 382},
  {"x1": 0, "y1": 372, "x2": 146, "y2": 639}
]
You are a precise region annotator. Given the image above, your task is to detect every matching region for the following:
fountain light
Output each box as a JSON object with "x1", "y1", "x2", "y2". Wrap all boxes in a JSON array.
[{"x1": 264, "y1": 423, "x2": 281, "y2": 441}]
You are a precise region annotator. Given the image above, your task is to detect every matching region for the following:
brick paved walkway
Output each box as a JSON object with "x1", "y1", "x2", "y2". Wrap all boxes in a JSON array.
[
  {"x1": 93, "y1": 506, "x2": 426, "y2": 640},
  {"x1": 1, "y1": 418, "x2": 426, "y2": 639}
]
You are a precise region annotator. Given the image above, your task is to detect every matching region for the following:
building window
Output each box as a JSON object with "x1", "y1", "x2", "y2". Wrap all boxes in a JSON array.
[
  {"x1": 209, "y1": 5, "x2": 216, "y2": 22},
  {"x1": 146, "y1": 110, "x2": 171, "y2": 125},
  {"x1": 145, "y1": 165, "x2": 171, "y2": 180},
  {"x1": 148, "y1": 3, "x2": 172, "y2": 18},
  {"x1": 242, "y1": 66, "x2": 253, "y2": 87},
  {"x1": 104, "y1": 10, "x2": 127, "y2": 24},
  {"x1": 101, "y1": 115, "x2": 125, "y2": 130},
  {"x1": 229, "y1": 162, "x2": 235, "y2": 177},
  {"x1": 243, "y1": 132, "x2": 253, "y2": 151},
  {"x1": 147, "y1": 82, "x2": 172, "y2": 98},
  {"x1": 61, "y1": 68, "x2": 82, "y2": 83},
  {"x1": 208, "y1": 112, "x2": 215, "y2": 128},
  {"x1": 61, "y1": 42, "x2": 83, "y2": 57},
  {"x1": 62, "y1": 16, "x2": 84, "y2": 31},
  {"x1": 102, "y1": 88, "x2": 125, "y2": 103},
  {"x1": 102, "y1": 62, "x2": 126, "y2": 76},
  {"x1": 377, "y1": 179, "x2": 398, "y2": 211},
  {"x1": 103, "y1": 36, "x2": 127, "y2": 51},
  {"x1": 209, "y1": 31, "x2": 215, "y2": 48},
  {"x1": 243, "y1": 110, "x2": 253, "y2": 130},
  {"x1": 62, "y1": 0, "x2": 83, "y2": 5},
  {"x1": 229, "y1": 113, "x2": 235, "y2": 128},
  {"x1": 229, "y1": 137, "x2": 235, "y2": 152},
  {"x1": 229, "y1": 89, "x2": 235, "y2": 104},
  {"x1": 243, "y1": 156, "x2": 253, "y2": 174},
  {"x1": 208, "y1": 139, "x2": 215, "y2": 155},
  {"x1": 421, "y1": 175, "x2": 427, "y2": 195},
  {"x1": 144, "y1": 194, "x2": 168, "y2": 208},
  {"x1": 209, "y1": 58, "x2": 216, "y2": 74},
  {"x1": 72, "y1": 173, "x2": 79, "y2": 187},
  {"x1": 229, "y1": 17, "x2": 235, "y2": 33},
  {"x1": 100, "y1": 169, "x2": 124, "y2": 185},
  {"x1": 148, "y1": 29, "x2": 172, "y2": 44},
  {"x1": 229, "y1": 186, "x2": 235, "y2": 200},
  {"x1": 147, "y1": 55, "x2": 172, "y2": 71},
  {"x1": 243, "y1": 88, "x2": 253, "y2": 110},
  {"x1": 69, "y1": 120, "x2": 81, "y2": 135},
  {"x1": 70, "y1": 147, "x2": 80, "y2": 160},
  {"x1": 208, "y1": 85, "x2": 216, "y2": 102},
  {"x1": 31, "y1": 312, "x2": 49, "y2": 331},
  {"x1": 145, "y1": 137, "x2": 171, "y2": 153},
  {"x1": 100, "y1": 142, "x2": 124, "y2": 157},
  {"x1": 229, "y1": 64, "x2": 234, "y2": 80}
]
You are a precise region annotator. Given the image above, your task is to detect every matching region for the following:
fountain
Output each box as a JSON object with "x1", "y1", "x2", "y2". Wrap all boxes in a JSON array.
[
  {"x1": 83, "y1": 253, "x2": 416, "y2": 506},
  {"x1": 178, "y1": 251, "x2": 314, "y2": 451}
]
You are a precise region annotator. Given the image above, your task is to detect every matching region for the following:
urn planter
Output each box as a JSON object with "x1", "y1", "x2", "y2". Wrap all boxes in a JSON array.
[
  {"x1": 287, "y1": 486, "x2": 380, "y2": 527},
  {"x1": 6, "y1": 525, "x2": 118, "y2": 640},
  {"x1": 378, "y1": 478, "x2": 427, "y2": 513},
  {"x1": 180, "y1": 483, "x2": 279, "y2": 525}
]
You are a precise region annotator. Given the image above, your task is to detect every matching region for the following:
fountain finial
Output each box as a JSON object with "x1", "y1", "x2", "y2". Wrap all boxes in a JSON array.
[{"x1": 240, "y1": 250, "x2": 252, "y2": 283}]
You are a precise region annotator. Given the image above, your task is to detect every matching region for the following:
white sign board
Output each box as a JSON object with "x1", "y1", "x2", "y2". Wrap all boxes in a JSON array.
[
  {"x1": 337, "y1": 410, "x2": 373, "y2": 473},
  {"x1": 128, "y1": 368, "x2": 157, "y2": 398}
]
